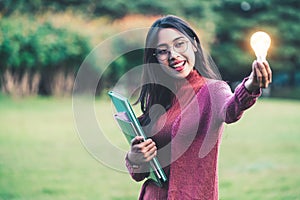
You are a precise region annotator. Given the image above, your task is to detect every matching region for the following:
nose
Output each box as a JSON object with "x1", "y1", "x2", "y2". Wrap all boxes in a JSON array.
[{"x1": 168, "y1": 49, "x2": 180, "y2": 60}]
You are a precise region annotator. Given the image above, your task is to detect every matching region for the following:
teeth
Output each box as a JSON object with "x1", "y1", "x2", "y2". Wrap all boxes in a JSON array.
[{"x1": 173, "y1": 61, "x2": 185, "y2": 68}]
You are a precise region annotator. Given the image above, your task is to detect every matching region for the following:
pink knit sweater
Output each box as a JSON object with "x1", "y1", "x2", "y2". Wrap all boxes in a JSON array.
[{"x1": 126, "y1": 70, "x2": 261, "y2": 200}]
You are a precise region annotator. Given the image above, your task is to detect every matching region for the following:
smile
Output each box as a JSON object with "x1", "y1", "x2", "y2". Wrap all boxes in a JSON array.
[{"x1": 170, "y1": 60, "x2": 186, "y2": 72}]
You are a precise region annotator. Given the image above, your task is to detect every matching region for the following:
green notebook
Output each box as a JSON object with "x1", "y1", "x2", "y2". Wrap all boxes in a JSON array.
[{"x1": 108, "y1": 91, "x2": 167, "y2": 187}]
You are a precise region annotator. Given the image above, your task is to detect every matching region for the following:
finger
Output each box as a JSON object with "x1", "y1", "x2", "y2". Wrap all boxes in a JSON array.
[
  {"x1": 143, "y1": 145, "x2": 157, "y2": 158},
  {"x1": 144, "y1": 149, "x2": 157, "y2": 162},
  {"x1": 147, "y1": 151, "x2": 157, "y2": 162},
  {"x1": 254, "y1": 64, "x2": 263, "y2": 86},
  {"x1": 140, "y1": 140, "x2": 156, "y2": 153},
  {"x1": 134, "y1": 139, "x2": 155, "y2": 153},
  {"x1": 138, "y1": 138, "x2": 153, "y2": 148},
  {"x1": 257, "y1": 62, "x2": 269, "y2": 88},
  {"x1": 252, "y1": 60, "x2": 257, "y2": 79},
  {"x1": 263, "y1": 61, "x2": 272, "y2": 83},
  {"x1": 131, "y1": 136, "x2": 144, "y2": 146},
  {"x1": 147, "y1": 143, "x2": 157, "y2": 154}
]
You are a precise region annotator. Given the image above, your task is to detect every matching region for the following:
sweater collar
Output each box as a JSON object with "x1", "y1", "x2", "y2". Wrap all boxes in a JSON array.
[{"x1": 175, "y1": 69, "x2": 204, "y2": 93}]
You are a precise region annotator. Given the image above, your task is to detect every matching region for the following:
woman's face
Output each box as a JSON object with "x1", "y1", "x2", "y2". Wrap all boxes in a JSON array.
[{"x1": 155, "y1": 28, "x2": 196, "y2": 79}]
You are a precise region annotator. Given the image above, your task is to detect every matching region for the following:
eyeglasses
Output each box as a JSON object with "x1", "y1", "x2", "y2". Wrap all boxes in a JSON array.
[{"x1": 153, "y1": 40, "x2": 189, "y2": 61}]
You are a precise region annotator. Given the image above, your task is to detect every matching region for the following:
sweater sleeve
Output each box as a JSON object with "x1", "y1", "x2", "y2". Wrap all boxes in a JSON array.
[
  {"x1": 226, "y1": 78, "x2": 261, "y2": 123},
  {"x1": 210, "y1": 78, "x2": 261, "y2": 124},
  {"x1": 125, "y1": 153, "x2": 150, "y2": 182}
]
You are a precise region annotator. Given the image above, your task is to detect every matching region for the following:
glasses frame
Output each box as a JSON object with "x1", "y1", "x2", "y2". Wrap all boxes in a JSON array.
[{"x1": 153, "y1": 40, "x2": 189, "y2": 61}]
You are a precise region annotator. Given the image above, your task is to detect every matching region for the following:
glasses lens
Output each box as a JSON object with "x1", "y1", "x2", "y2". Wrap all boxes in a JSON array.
[
  {"x1": 155, "y1": 48, "x2": 168, "y2": 61},
  {"x1": 154, "y1": 40, "x2": 188, "y2": 61},
  {"x1": 174, "y1": 40, "x2": 188, "y2": 53}
]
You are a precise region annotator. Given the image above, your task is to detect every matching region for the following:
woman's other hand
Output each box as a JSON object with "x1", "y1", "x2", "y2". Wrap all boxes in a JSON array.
[
  {"x1": 127, "y1": 136, "x2": 157, "y2": 165},
  {"x1": 245, "y1": 60, "x2": 272, "y2": 92}
]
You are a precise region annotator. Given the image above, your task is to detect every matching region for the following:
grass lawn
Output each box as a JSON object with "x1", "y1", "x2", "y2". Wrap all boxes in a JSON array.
[
  {"x1": 0, "y1": 95, "x2": 299, "y2": 200},
  {"x1": 219, "y1": 98, "x2": 300, "y2": 200}
]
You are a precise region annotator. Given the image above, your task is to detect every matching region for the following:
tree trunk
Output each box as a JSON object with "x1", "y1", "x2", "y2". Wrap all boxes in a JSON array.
[{"x1": 0, "y1": 69, "x2": 41, "y2": 97}]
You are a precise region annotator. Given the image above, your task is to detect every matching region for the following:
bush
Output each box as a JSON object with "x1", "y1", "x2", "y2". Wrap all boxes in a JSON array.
[{"x1": 0, "y1": 15, "x2": 91, "y2": 96}]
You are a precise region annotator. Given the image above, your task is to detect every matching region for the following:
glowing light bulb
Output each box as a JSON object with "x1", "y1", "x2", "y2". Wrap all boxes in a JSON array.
[{"x1": 250, "y1": 31, "x2": 271, "y2": 62}]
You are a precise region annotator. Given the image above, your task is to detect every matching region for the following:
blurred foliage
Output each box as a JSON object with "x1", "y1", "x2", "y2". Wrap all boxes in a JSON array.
[
  {"x1": 0, "y1": 0, "x2": 299, "y2": 96},
  {"x1": 0, "y1": 0, "x2": 207, "y2": 19},
  {"x1": 0, "y1": 16, "x2": 90, "y2": 70},
  {"x1": 0, "y1": 15, "x2": 91, "y2": 96}
]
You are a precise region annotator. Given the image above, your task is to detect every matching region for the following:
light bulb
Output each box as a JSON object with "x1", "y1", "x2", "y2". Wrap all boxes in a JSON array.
[{"x1": 250, "y1": 31, "x2": 271, "y2": 62}]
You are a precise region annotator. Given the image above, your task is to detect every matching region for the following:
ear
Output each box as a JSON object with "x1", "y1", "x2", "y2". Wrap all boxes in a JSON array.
[{"x1": 192, "y1": 37, "x2": 198, "y2": 52}]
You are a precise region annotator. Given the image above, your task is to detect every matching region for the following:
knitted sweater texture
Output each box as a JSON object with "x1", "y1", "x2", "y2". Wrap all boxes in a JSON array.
[{"x1": 126, "y1": 70, "x2": 261, "y2": 200}]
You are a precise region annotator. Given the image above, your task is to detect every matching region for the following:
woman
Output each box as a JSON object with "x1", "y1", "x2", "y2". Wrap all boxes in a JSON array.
[{"x1": 125, "y1": 15, "x2": 272, "y2": 200}]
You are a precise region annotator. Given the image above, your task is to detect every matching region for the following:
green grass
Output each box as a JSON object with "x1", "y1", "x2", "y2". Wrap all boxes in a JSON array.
[
  {"x1": 0, "y1": 96, "x2": 299, "y2": 200},
  {"x1": 220, "y1": 98, "x2": 300, "y2": 200}
]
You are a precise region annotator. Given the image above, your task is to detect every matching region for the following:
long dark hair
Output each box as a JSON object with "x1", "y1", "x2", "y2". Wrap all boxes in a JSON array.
[{"x1": 136, "y1": 15, "x2": 221, "y2": 125}]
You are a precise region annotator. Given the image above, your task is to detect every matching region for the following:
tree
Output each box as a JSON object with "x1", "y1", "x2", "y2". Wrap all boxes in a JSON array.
[
  {"x1": 0, "y1": 16, "x2": 91, "y2": 96},
  {"x1": 211, "y1": 0, "x2": 300, "y2": 86}
]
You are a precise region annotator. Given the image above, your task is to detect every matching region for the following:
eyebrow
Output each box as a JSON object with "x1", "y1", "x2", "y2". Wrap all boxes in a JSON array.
[{"x1": 157, "y1": 36, "x2": 185, "y2": 47}]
